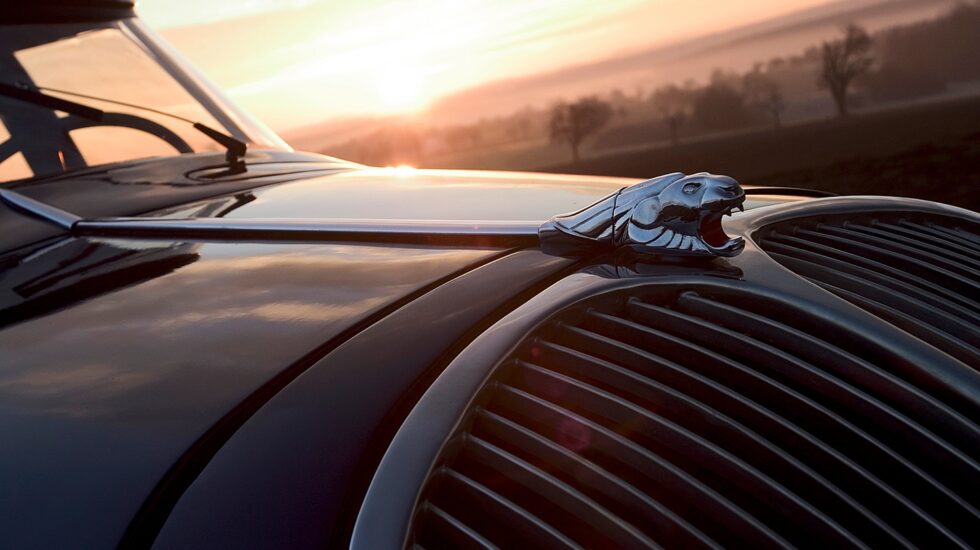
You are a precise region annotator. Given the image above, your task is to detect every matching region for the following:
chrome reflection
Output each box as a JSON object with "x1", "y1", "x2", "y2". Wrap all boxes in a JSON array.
[
  {"x1": 0, "y1": 192, "x2": 263, "y2": 327},
  {"x1": 0, "y1": 237, "x2": 200, "y2": 328}
]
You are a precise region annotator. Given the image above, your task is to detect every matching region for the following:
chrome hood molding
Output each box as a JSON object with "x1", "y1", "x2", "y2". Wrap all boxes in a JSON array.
[{"x1": 2, "y1": 172, "x2": 749, "y2": 258}]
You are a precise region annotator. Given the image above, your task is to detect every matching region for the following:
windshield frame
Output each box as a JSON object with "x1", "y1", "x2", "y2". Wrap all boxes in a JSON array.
[
  {"x1": 0, "y1": 15, "x2": 290, "y2": 184},
  {"x1": 122, "y1": 17, "x2": 289, "y2": 152}
]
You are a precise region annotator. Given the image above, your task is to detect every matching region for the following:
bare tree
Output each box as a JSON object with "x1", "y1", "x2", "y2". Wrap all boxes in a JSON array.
[
  {"x1": 549, "y1": 97, "x2": 612, "y2": 163},
  {"x1": 650, "y1": 84, "x2": 694, "y2": 146},
  {"x1": 819, "y1": 24, "x2": 874, "y2": 117},
  {"x1": 744, "y1": 70, "x2": 786, "y2": 128},
  {"x1": 693, "y1": 81, "x2": 755, "y2": 132},
  {"x1": 445, "y1": 125, "x2": 482, "y2": 152}
]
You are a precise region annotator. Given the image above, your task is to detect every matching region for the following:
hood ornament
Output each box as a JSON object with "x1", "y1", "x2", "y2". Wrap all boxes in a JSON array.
[{"x1": 539, "y1": 172, "x2": 746, "y2": 257}]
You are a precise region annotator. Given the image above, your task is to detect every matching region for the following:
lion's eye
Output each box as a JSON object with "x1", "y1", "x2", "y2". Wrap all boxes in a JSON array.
[{"x1": 682, "y1": 182, "x2": 702, "y2": 194}]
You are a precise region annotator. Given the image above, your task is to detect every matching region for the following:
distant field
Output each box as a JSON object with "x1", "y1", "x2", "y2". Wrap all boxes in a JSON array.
[{"x1": 540, "y1": 95, "x2": 980, "y2": 210}]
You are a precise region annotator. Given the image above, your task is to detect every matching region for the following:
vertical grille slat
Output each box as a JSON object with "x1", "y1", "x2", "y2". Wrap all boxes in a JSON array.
[
  {"x1": 509, "y1": 360, "x2": 868, "y2": 548},
  {"x1": 471, "y1": 408, "x2": 720, "y2": 549},
  {"x1": 430, "y1": 467, "x2": 581, "y2": 550},
  {"x1": 623, "y1": 298, "x2": 978, "y2": 505},
  {"x1": 459, "y1": 433, "x2": 658, "y2": 548},
  {"x1": 410, "y1": 215, "x2": 979, "y2": 548},
  {"x1": 764, "y1": 248, "x2": 980, "y2": 339},
  {"x1": 528, "y1": 330, "x2": 910, "y2": 548},
  {"x1": 671, "y1": 293, "x2": 980, "y2": 455},
  {"x1": 757, "y1": 214, "x2": 980, "y2": 376},
  {"x1": 536, "y1": 336, "x2": 943, "y2": 547},
  {"x1": 912, "y1": 221, "x2": 980, "y2": 250},
  {"x1": 809, "y1": 225, "x2": 980, "y2": 286},
  {"x1": 560, "y1": 308, "x2": 972, "y2": 544},
  {"x1": 869, "y1": 221, "x2": 980, "y2": 261},
  {"x1": 768, "y1": 247, "x2": 980, "y2": 371},
  {"x1": 805, "y1": 277, "x2": 980, "y2": 367},
  {"x1": 417, "y1": 503, "x2": 498, "y2": 550},
  {"x1": 514, "y1": 357, "x2": 853, "y2": 545},
  {"x1": 789, "y1": 226, "x2": 978, "y2": 302},
  {"x1": 490, "y1": 383, "x2": 792, "y2": 548},
  {"x1": 766, "y1": 233, "x2": 980, "y2": 316},
  {"x1": 846, "y1": 222, "x2": 980, "y2": 267}
]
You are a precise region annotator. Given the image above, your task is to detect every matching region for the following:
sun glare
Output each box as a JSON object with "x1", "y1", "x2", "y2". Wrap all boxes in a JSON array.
[
  {"x1": 150, "y1": 0, "x2": 845, "y2": 129},
  {"x1": 385, "y1": 164, "x2": 417, "y2": 174},
  {"x1": 376, "y1": 66, "x2": 426, "y2": 111}
]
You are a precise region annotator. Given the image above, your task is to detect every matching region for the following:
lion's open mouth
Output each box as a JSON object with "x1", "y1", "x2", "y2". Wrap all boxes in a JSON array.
[{"x1": 698, "y1": 200, "x2": 744, "y2": 254}]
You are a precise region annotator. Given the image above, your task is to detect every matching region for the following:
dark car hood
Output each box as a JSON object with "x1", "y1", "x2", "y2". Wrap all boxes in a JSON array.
[
  {"x1": 0, "y1": 236, "x2": 502, "y2": 548},
  {"x1": 0, "y1": 151, "x2": 809, "y2": 547},
  {"x1": 148, "y1": 165, "x2": 803, "y2": 223}
]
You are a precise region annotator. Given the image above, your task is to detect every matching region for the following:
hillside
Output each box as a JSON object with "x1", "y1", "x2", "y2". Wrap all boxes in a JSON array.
[
  {"x1": 284, "y1": 0, "x2": 957, "y2": 150},
  {"x1": 424, "y1": 0, "x2": 956, "y2": 125},
  {"x1": 539, "y1": 95, "x2": 980, "y2": 210}
]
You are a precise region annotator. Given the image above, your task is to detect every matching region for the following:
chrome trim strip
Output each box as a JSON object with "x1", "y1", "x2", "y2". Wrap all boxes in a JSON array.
[
  {"x1": 74, "y1": 217, "x2": 540, "y2": 246},
  {"x1": 0, "y1": 189, "x2": 81, "y2": 230}
]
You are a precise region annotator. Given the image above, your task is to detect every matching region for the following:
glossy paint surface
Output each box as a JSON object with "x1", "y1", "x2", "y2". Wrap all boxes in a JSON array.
[
  {"x1": 155, "y1": 167, "x2": 801, "y2": 224},
  {"x1": 1, "y1": 151, "x2": 801, "y2": 255},
  {"x1": 150, "y1": 250, "x2": 578, "y2": 549},
  {"x1": 0, "y1": 235, "x2": 498, "y2": 548},
  {"x1": 0, "y1": 150, "x2": 354, "y2": 252},
  {"x1": 0, "y1": 151, "x2": 810, "y2": 549}
]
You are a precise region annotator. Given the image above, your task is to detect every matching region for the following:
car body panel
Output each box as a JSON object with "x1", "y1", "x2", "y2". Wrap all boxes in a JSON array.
[
  {"x1": 154, "y1": 167, "x2": 804, "y2": 224},
  {"x1": 147, "y1": 250, "x2": 579, "y2": 549},
  {"x1": 0, "y1": 151, "x2": 353, "y2": 252},
  {"x1": 0, "y1": 235, "x2": 501, "y2": 548},
  {"x1": 0, "y1": 149, "x2": 816, "y2": 548}
]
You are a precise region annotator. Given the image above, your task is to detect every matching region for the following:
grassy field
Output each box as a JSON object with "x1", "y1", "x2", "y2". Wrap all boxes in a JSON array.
[{"x1": 539, "y1": 95, "x2": 980, "y2": 211}]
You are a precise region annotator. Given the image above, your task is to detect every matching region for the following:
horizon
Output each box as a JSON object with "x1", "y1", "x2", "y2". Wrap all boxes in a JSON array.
[{"x1": 139, "y1": 0, "x2": 869, "y2": 132}]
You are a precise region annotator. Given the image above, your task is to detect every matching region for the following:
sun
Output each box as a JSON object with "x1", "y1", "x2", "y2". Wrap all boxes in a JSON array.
[{"x1": 376, "y1": 66, "x2": 426, "y2": 111}]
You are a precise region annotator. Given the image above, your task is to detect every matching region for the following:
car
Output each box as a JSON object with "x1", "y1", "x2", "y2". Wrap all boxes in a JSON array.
[{"x1": 0, "y1": 2, "x2": 977, "y2": 549}]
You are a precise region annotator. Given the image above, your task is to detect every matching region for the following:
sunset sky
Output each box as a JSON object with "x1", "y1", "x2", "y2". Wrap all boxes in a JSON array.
[{"x1": 138, "y1": 0, "x2": 838, "y2": 131}]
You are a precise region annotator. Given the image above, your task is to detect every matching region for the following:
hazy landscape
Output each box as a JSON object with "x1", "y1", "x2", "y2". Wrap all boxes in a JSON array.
[{"x1": 283, "y1": 0, "x2": 980, "y2": 208}]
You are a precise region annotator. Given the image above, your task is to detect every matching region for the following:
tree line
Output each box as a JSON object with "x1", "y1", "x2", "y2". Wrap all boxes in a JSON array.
[
  {"x1": 324, "y1": 2, "x2": 980, "y2": 166},
  {"x1": 549, "y1": 23, "x2": 876, "y2": 162}
]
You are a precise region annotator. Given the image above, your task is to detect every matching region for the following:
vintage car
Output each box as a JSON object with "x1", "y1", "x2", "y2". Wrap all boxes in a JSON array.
[{"x1": 1, "y1": 2, "x2": 977, "y2": 549}]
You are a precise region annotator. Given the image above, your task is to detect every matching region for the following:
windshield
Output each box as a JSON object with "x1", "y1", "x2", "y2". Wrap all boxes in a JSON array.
[{"x1": 0, "y1": 18, "x2": 287, "y2": 183}]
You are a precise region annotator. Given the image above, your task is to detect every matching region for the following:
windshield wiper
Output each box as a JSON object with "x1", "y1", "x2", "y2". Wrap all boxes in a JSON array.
[{"x1": 0, "y1": 82, "x2": 246, "y2": 165}]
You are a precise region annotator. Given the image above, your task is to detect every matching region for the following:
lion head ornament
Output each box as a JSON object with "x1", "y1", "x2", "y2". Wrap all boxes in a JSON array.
[{"x1": 539, "y1": 172, "x2": 746, "y2": 257}]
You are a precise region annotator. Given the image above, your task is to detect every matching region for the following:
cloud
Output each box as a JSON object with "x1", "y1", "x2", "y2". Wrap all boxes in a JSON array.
[
  {"x1": 0, "y1": 239, "x2": 492, "y2": 421},
  {"x1": 138, "y1": 0, "x2": 319, "y2": 29}
]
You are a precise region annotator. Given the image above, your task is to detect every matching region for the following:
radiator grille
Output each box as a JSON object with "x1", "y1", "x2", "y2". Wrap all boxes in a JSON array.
[
  {"x1": 756, "y1": 214, "x2": 980, "y2": 367},
  {"x1": 410, "y1": 286, "x2": 979, "y2": 549}
]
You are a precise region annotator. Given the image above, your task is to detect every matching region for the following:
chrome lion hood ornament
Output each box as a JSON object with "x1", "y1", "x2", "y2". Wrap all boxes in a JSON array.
[{"x1": 539, "y1": 172, "x2": 745, "y2": 257}]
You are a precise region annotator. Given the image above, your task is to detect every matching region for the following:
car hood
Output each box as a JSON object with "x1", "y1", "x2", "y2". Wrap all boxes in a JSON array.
[
  {"x1": 0, "y1": 237, "x2": 506, "y2": 548},
  {"x1": 0, "y1": 151, "x2": 808, "y2": 547}
]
